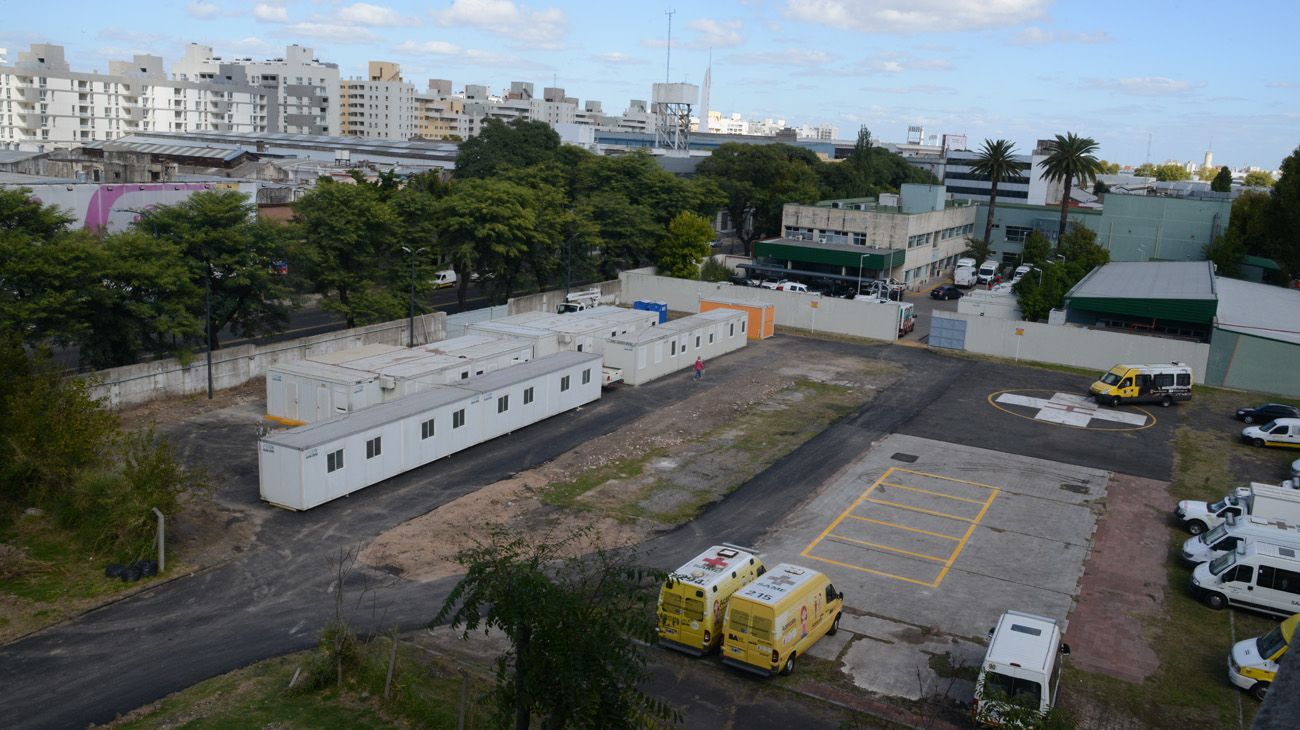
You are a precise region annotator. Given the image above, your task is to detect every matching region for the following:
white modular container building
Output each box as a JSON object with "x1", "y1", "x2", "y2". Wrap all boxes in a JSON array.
[
  {"x1": 258, "y1": 351, "x2": 603, "y2": 511},
  {"x1": 602, "y1": 309, "x2": 747, "y2": 385},
  {"x1": 466, "y1": 321, "x2": 562, "y2": 357},
  {"x1": 307, "y1": 343, "x2": 405, "y2": 365},
  {"x1": 266, "y1": 360, "x2": 382, "y2": 424},
  {"x1": 418, "y1": 336, "x2": 535, "y2": 380},
  {"x1": 468, "y1": 307, "x2": 660, "y2": 355}
]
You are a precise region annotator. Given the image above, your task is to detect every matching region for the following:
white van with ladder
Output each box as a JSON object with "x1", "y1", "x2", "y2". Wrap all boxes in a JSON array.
[
  {"x1": 1192, "y1": 542, "x2": 1300, "y2": 616},
  {"x1": 1181, "y1": 514, "x2": 1300, "y2": 564}
]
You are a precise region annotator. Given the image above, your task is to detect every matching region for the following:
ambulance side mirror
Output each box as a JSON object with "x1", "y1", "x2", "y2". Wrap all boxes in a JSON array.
[{"x1": 1059, "y1": 643, "x2": 1071, "y2": 656}]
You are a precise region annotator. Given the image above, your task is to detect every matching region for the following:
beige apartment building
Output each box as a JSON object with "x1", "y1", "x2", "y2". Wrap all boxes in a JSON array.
[{"x1": 339, "y1": 61, "x2": 417, "y2": 140}]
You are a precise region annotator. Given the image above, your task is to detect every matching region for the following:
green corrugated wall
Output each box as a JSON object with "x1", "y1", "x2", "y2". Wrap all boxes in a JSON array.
[{"x1": 1066, "y1": 297, "x2": 1218, "y2": 325}]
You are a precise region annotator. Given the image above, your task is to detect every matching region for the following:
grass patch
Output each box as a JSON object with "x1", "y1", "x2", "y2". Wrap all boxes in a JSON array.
[
  {"x1": 1063, "y1": 390, "x2": 1282, "y2": 729},
  {"x1": 928, "y1": 652, "x2": 979, "y2": 681},
  {"x1": 105, "y1": 638, "x2": 494, "y2": 730},
  {"x1": 539, "y1": 449, "x2": 664, "y2": 509}
]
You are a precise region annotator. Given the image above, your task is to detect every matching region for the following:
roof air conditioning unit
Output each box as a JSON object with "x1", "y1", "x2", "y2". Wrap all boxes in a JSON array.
[
  {"x1": 378, "y1": 375, "x2": 396, "y2": 390},
  {"x1": 558, "y1": 334, "x2": 574, "y2": 345}
]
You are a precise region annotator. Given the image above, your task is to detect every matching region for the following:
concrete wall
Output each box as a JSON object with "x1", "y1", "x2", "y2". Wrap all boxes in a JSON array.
[
  {"x1": 506, "y1": 278, "x2": 623, "y2": 315},
  {"x1": 932, "y1": 311, "x2": 1210, "y2": 380},
  {"x1": 620, "y1": 272, "x2": 899, "y2": 341},
  {"x1": 1205, "y1": 330, "x2": 1300, "y2": 398},
  {"x1": 86, "y1": 312, "x2": 447, "y2": 408}
]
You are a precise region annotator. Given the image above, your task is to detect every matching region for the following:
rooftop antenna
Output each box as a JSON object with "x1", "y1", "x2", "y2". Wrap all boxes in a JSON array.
[
  {"x1": 1145, "y1": 132, "x2": 1152, "y2": 164},
  {"x1": 665, "y1": 9, "x2": 675, "y2": 84}
]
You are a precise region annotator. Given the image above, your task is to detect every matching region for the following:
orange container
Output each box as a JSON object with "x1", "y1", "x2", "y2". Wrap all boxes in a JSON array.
[{"x1": 700, "y1": 297, "x2": 775, "y2": 340}]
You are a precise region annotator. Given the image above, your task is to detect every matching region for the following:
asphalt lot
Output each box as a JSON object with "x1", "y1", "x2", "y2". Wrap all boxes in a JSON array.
[{"x1": 0, "y1": 335, "x2": 1185, "y2": 729}]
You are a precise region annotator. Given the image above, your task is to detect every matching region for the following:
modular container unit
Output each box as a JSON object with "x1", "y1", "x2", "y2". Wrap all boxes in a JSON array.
[
  {"x1": 266, "y1": 360, "x2": 382, "y2": 424},
  {"x1": 307, "y1": 343, "x2": 405, "y2": 365},
  {"x1": 258, "y1": 352, "x2": 603, "y2": 511},
  {"x1": 603, "y1": 309, "x2": 747, "y2": 385},
  {"x1": 473, "y1": 308, "x2": 660, "y2": 356},
  {"x1": 700, "y1": 297, "x2": 776, "y2": 340},
  {"x1": 633, "y1": 300, "x2": 670, "y2": 324},
  {"x1": 466, "y1": 321, "x2": 562, "y2": 357}
]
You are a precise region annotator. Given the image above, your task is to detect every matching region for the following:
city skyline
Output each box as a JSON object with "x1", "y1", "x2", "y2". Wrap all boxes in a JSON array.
[{"x1": 3, "y1": 0, "x2": 1296, "y2": 169}]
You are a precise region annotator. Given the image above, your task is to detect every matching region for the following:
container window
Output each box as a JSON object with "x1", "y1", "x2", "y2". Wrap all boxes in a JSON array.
[
  {"x1": 670, "y1": 340, "x2": 677, "y2": 356},
  {"x1": 453, "y1": 409, "x2": 465, "y2": 428},
  {"x1": 695, "y1": 336, "x2": 701, "y2": 348},
  {"x1": 365, "y1": 436, "x2": 381, "y2": 459},
  {"x1": 420, "y1": 418, "x2": 435, "y2": 440},
  {"x1": 327, "y1": 448, "x2": 344, "y2": 472},
  {"x1": 497, "y1": 394, "x2": 509, "y2": 413},
  {"x1": 524, "y1": 386, "x2": 534, "y2": 405},
  {"x1": 729, "y1": 323, "x2": 735, "y2": 337},
  {"x1": 582, "y1": 368, "x2": 591, "y2": 385},
  {"x1": 561, "y1": 375, "x2": 570, "y2": 392}
]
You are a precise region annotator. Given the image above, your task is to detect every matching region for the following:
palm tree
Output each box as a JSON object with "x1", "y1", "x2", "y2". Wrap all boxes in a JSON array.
[
  {"x1": 968, "y1": 139, "x2": 1019, "y2": 246},
  {"x1": 1038, "y1": 132, "x2": 1103, "y2": 236}
]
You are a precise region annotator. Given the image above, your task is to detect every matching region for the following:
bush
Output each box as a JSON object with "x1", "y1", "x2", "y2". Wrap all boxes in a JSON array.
[{"x1": 699, "y1": 257, "x2": 732, "y2": 282}]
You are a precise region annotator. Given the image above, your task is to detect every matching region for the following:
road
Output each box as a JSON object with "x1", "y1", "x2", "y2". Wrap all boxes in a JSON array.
[{"x1": 0, "y1": 337, "x2": 1177, "y2": 728}]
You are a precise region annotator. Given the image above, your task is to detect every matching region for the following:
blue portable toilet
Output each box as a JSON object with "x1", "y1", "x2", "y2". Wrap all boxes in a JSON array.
[{"x1": 633, "y1": 300, "x2": 668, "y2": 324}]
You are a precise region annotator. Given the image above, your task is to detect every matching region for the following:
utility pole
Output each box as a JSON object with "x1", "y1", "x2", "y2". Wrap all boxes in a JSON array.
[
  {"x1": 665, "y1": 9, "x2": 675, "y2": 83},
  {"x1": 205, "y1": 265, "x2": 213, "y2": 400},
  {"x1": 400, "y1": 246, "x2": 426, "y2": 347}
]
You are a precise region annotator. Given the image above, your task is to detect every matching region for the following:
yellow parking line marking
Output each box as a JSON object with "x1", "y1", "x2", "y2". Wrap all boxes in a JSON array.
[
  {"x1": 846, "y1": 514, "x2": 962, "y2": 541},
  {"x1": 827, "y1": 533, "x2": 948, "y2": 562},
  {"x1": 894, "y1": 468, "x2": 1002, "y2": 490},
  {"x1": 930, "y1": 489, "x2": 1001, "y2": 588},
  {"x1": 881, "y1": 481, "x2": 988, "y2": 505},
  {"x1": 864, "y1": 497, "x2": 976, "y2": 523},
  {"x1": 800, "y1": 552, "x2": 937, "y2": 588},
  {"x1": 803, "y1": 468, "x2": 893, "y2": 554}
]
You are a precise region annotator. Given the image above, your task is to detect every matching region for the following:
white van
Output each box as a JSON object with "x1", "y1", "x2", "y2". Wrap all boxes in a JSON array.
[
  {"x1": 977, "y1": 260, "x2": 999, "y2": 285},
  {"x1": 954, "y1": 266, "x2": 977, "y2": 288},
  {"x1": 433, "y1": 269, "x2": 457, "y2": 288},
  {"x1": 1180, "y1": 515, "x2": 1300, "y2": 564},
  {"x1": 1242, "y1": 418, "x2": 1300, "y2": 449},
  {"x1": 775, "y1": 281, "x2": 809, "y2": 293},
  {"x1": 956, "y1": 257, "x2": 977, "y2": 270},
  {"x1": 1192, "y1": 542, "x2": 1300, "y2": 616},
  {"x1": 1176, "y1": 482, "x2": 1300, "y2": 535},
  {"x1": 972, "y1": 610, "x2": 1070, "y2": 726}
]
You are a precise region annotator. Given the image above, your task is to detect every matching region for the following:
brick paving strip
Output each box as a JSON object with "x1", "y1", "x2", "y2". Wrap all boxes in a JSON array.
[{"x1": 1067, "y1": 473, "x2": 1169, "y2": 682}]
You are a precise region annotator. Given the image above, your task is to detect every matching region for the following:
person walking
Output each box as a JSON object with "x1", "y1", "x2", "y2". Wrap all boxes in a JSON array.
[{"x1": 693, "y1": 356, "x2": 705, "y2": 382}]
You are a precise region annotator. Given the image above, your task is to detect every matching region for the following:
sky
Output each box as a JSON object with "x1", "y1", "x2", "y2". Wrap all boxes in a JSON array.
[{"x1": 3, "y1": 0, "x2": 1297, "y2": 170}]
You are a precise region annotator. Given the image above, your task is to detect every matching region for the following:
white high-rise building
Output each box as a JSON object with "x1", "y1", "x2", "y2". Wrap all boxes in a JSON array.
[
  {"x1": 0, "y1": 44, "x2": 270, "y2": 151},
  {"x1": 339, "y1": 61, "x2": 417, "y2": 140},
  {"x1": 173, "y1": 43, "x2": 339, "y2": 136}
]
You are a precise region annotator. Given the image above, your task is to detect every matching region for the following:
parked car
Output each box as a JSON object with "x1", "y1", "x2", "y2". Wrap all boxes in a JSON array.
[
  {"x1": 1236, "y1": 404, "x2": 1300, "y2": 424},
  {"x1": 1010, "y1": 264, "x2": 1033, "y2": 284},
  {"x1": 1242, "y1": 418, "x2": 1300, "y2": 448},
  {"x1": 930, "y1": 285, "x2": 963, "y2": 300}
]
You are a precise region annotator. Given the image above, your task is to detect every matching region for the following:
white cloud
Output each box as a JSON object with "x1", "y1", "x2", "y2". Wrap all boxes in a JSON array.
[
  {"x1": 783, "y1": 0, "x2": 1049, "y2": 34},
  {"x1": 845, "y1": 53, "x2": 951, "y2": 74},
  {"x1": 860, "y1": 83, "x2": 957, "y2": 95},
  {"x1": 1012, "y1": 27, "x2": 1112, "y2": 46},
  {"x1": 286, "y1": 22, "x2": 379, "y2": 43},
  {"x1": 253, "y1": 3, "x2": 289, "y2": 23},
  {"x1": 431, "y1": 0, "x2": 568, "y2": 49},
  {"x1": 395, "y1": 40, "x2": 523, "y2": 67},
  {"x1": 688, "y1": 18, "x2": 744, "y2": 49},
  {"x1": 397, "y1": 40, "x2": 464, "y2": 55},
  {"x1": 187, "y1": 2, "x2": 219, "y2": 19},
  {"x1": 727, "y1": 49, "x2": 832, "y2": 67},
  {"x1": 592, "y1": 52, "x2": 647, "y2": 65},
  {"x1": 1084, "y1": 76, "x2": 1204, "y2": 97},
  {"x1": 338, "y1": 3, "x2": 416, "y2": 27},
  {"x1": 1266, "y1": 80, "x2": 1297, "y2": 89}
]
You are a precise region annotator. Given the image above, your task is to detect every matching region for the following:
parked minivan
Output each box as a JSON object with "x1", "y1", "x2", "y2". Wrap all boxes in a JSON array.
[
  {"x1": 977, "y1": 260, "x2": 999, "y2": 285},
  {"x1": 972, "y1": 610, "x2": 1070, "y2": 726},
  {"x1": 657, "y1": 545, "x2": 765, "y2": 656},
  {"x1": 432, "y1": 269, "x2": 457, "y2": 288},
  {"x1": 1192, "y1": 542, "x2": 1300, "y2": 616},
  {"x1": 1089, "y1": 362, "x2": 1193, "y2": 407},
  {"x1": 722, "y1": 563, "x2": 843, "y2": 677},
  {"x1": 1180, "y1": 515, "x2": 1300, "y2": 564}
]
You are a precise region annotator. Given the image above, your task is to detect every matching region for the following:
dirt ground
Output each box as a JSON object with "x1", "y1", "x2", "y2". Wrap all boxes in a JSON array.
[{"x1": 360, "y1": 353, "x2": 900, "y2": 582}]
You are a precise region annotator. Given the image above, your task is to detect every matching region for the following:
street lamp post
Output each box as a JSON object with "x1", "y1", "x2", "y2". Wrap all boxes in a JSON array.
[
  {"x1": 858, "y1": 253, "x2": 870, "y2": 297},
  {"x1": 204, "y1": 264, "x2": 213, "y2": 400},
  {"x1": 400, "y1": 246, "x2": 427, "y2": 348}
]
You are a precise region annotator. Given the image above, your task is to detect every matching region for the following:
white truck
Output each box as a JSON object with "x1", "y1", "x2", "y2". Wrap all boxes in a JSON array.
[
  {"x1": 972, "y1": 610, "x2": 1070, "y2": 726},
  {"x1": 1176, "y1": 482, "x2": 1300, "y2": 536},
  {"x1": 954, "y1": 266, "x2": 977, "y2": 288},
  {"x1": 852, "y1": 297, "x2": 915, "y2": 336},
  {"x1": 1180, "y1": 514, "x2": 1300, "y2": 564},
  {"x1": 557, "y1": 288, "x2": 601, "y2": 313}
]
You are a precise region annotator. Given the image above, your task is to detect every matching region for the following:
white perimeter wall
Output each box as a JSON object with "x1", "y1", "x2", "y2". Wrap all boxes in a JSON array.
[
  {"x1": 619, "y1": 272, "x2": 899, "y2": 342},
  {"x1": 934, "y1": 311, "x2": 1211, "y2": 381}
]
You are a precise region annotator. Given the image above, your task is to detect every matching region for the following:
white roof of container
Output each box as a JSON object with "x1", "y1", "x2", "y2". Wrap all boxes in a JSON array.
[
  {"x1": 469, "y1": 321, "x2": 557, "y2": 339},
  {"x1": 985, "y1": 611, "x2": 1059, "y2": 672},
  {"x1": 263, "y1": 351, "x2": 601, "y2": 450},
  {"x1": 1214, "y1": 276, "x2": 1300, "y2": 346},
  {"x1": 734, "y1": 563, "x2": 820, "y2": 606},
  {"x1": 270, "y1": 359, "x2": 377, "y2": 384},
  {"x1": 422, "y1": 335, "x2": 505, "y2": 354},
  {"x1": 332, "y1": 348, "x2": 451, "y2": 377},
  {"x1": 346, "y1": 352, "x2": 465, "y2": 379},
  {"x1": 420, "y1": 337, "x2": 532, "y2": 360},
  {"x1": 670, "y1": 546, "x2": 760, "y2": 590},
  {"x1": 307, "y1": 343, "x2": 405, "y2": 365}
]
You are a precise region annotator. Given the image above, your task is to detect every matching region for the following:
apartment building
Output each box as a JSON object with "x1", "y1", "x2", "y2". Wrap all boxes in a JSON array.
[
  {"x1": 173, "y1": 44, "x2": 339, "y2": 136},
  {"x1": 0, "y1": 44, "x2": 270, "y2": 151},
  {"x1": 339, "y1": 61, "x2": 417, "y2": 140}
]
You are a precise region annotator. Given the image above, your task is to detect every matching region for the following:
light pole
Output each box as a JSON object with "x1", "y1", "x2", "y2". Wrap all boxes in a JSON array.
[
  {"x1": 858, "y1": 253, "x2": 870, "y2": 297},
  {"x1": 204, "y1": 263, "x2": 213, "y2": 400},
  {"x1": 400, "y1": 246, "x2": 426, "y2": 348},
  {"x1": 565, "y1": 232, "x2": 581, "y2": 294}
]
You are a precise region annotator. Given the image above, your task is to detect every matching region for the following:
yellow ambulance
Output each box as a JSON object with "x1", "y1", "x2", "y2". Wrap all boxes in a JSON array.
[
  {"x1": 1088, "y1": 362, "x2": 1193, "y2": 407},
  {"x1": 657, "y1": 545, "x2": 765, "y2": 656},
  {"x1": 1229, "y1": 613, "x2": 1299, "y2": 700},
  {"x1": 722, "y1": 563, "x2": 844, "y2": 676}
]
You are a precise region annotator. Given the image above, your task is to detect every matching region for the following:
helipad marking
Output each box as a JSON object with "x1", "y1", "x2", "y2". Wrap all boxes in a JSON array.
[{"x1": 995, "y1": 392, "x2": 1148, "y2": 427}]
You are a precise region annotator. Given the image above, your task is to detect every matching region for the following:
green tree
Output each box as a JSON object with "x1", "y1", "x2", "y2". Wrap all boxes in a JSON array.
[
  {"x1": 1021, "y1": 231, "x2": 1051, "y2": 265},
  {"x1": 969, "y1": 139, "x2": 1020, "y2": 246},
  {"x1": 1265, "y1": 147, "x2": 1300, "y2": 279},
  {"x1": 0, "y1": 186, "x2": 75, "y2": 238},
  {"x1": 455, "y1": 118, "x2": 562, "y2": 180},
  {"x1": 294, "y1": 179, "x2": 402, "y2": 328},
  {"x1": 1244, "y1": 170, "x2": 1275, "y2": 188},
  {"x1": 0, "y1": 227, "x2": 103, "y2": 351},
  {"x1": 1038, "y1": 132, "x2": 1103, "y2": 236},
  {"x1": 657, "y1": 211, "x2": 714, "y2": 278},
  {"x1": 696, "y1": 143, "x2": 822, "y2": 256},
  {"x1": 1014, "y1": 223, "x2": 1108, "y2": 321},
  {"x1": 141, "y1": 190, "x2": 296, "y2": 347},
  {"x1": 1096, "y1": 159, "x2": 1121, "y2": 175},
  {"x1": 434, "y1": 529, "x2": 676, "y2": 730},
  {"x1": 1204, "y1": 233, "x2": 1245, "y2": 277},
  {"x1": 699, "y1": 257, "x2": 732, "y2": 282},
  {"x1": 434, "y1": 178, "x2": 548, "y2": 308},
  {"x1": 1211, "y1": 166, "x2": 1233, "y2": 192},
  {"x1": 1135, "y1": 162, "x2": 1191, "y2": 181},
  {"x1": 965, "y1": 238, "x2": 993, "y2": 267}
]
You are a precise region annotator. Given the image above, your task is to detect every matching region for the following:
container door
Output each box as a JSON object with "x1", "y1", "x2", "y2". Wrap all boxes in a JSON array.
[
  {"x1": 286, "y1": 381, "x2": 299, "y2": 420},
  {"x1": 637, "y1": 345, "x2": 647, "y2": 371}
]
